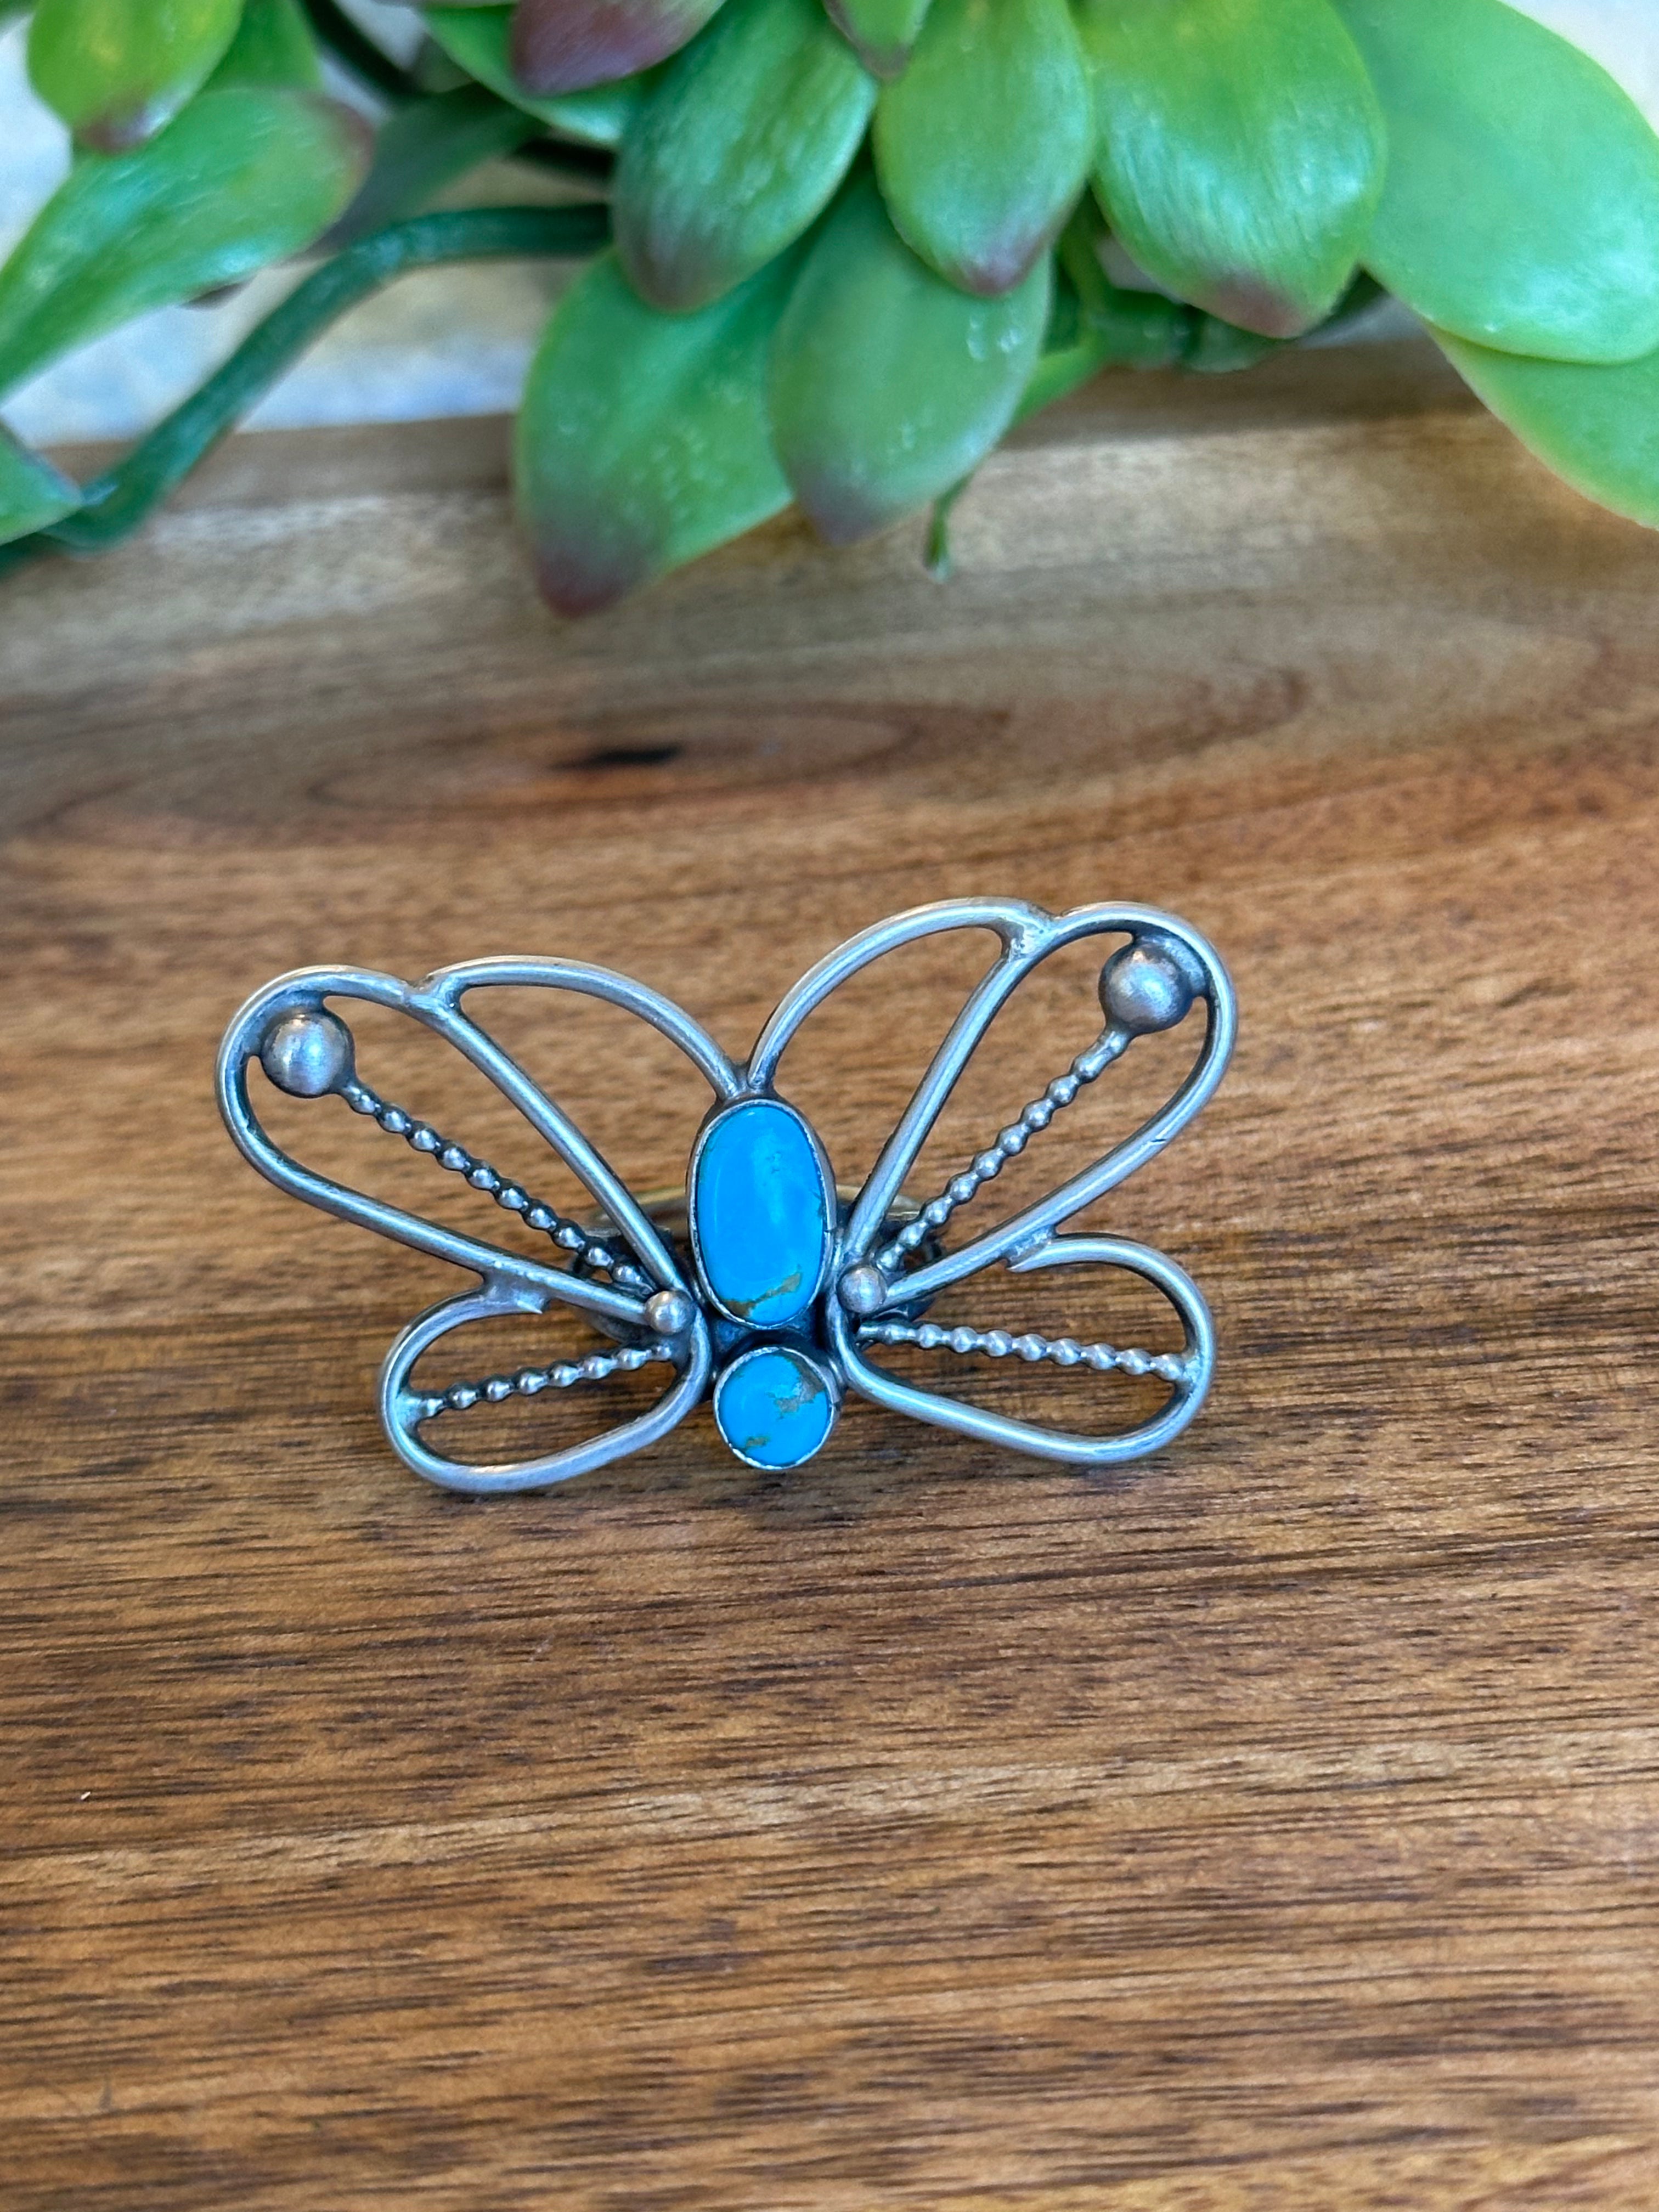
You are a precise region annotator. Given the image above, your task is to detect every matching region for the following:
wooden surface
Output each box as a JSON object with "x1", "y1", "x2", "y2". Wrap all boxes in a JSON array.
[{"x1": 5, "y1": 338, "x2": 1659, "y2": 2208}]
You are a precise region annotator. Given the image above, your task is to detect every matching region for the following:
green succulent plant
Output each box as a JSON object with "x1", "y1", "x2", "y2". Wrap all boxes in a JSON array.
[{"x1": 3, "y1": 0, "x2": 1659, "y2": 611}]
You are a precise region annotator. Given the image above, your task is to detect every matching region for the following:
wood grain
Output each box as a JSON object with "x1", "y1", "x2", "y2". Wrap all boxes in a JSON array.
[{"x1": 4, "y1": 336, "x2": 1659, "y2": 2209}]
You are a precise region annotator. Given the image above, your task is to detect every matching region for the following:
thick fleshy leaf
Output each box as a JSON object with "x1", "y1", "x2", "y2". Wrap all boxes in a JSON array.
[
  {"x1": 1504, "y1": 1, "x2": 1659, "y2": 132},
  {"x1": 0, "y1": 88, "x2": 369, "y2": 400},
  {"x1": 206, "y1": 0, "x2": 325, "y2": 88},
  {"x1": 872, "y1": 0, "x2": 1092, "y2": 296},
  {"x1": 770, "y1": 174, "x2": 1050, "y2": 540},
  {"x1": 508, "y1": 0, "x2": 725, "y2": 94},
  {"x1": 0, "y1": 425, "x2": 79, "y2": 545},
  {"x1": 823, "y1": 0, "x2": 932, "y2": 79},
  {"x1": 1331, "y1": 0, "x2": 1659, "y2": 363},
  {"x1": 425, "y1": 7, "x2": 654, "y2": 142},
  {"x1": 615, "y1": 0, "x2": 874, "y2": 311},
  {"x1": 515, "y1": 247, "x2": 795, "y2": 611},
  {"x1": 1434, "y1": 325, "x2": 1659, "y2": 527},
  {"x1": 27, "y1": 0, "x2": 245, "y2": 149},
  {"x1": 1079, "y1": 0, "x2": 1383, "y2": 338}
]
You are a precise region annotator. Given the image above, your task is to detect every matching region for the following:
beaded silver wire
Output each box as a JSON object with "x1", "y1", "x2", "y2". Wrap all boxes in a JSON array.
[{"x1": 217, "y1": 897, "x2": 1236, "y2": 1492}]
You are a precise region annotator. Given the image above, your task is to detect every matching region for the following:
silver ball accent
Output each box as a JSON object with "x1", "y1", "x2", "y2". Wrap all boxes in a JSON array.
[
  {"x1": 258, "y1": 1007, "x2": 355, "y2": 1097},
  {"x1": 645, "y1": 1288, "x2": 696, "y2": 1338},
  {"x1": 838, "y1": 1262, "x2": 889, "y2": 1317},
  {"x1": 1099, "y1": 935, "x2": 1203, "y2": 1037}
]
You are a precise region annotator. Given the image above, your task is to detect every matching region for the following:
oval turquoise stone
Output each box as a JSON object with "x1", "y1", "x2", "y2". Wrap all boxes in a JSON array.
[
  {"x1": 691, "y1": 1098, "x2": 832, "y2": 1328},
  {"x1": 713, "y1": 1346, "x2": 838, "y2": 1468}
]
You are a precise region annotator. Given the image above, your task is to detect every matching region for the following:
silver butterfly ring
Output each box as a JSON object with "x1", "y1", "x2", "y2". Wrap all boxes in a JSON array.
[{"x1": 217, "y1": 897, "x2": 1236, "y2": 1492}]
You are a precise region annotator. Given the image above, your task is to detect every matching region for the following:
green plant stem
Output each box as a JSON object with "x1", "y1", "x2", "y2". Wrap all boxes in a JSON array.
[
  {"x1": 0, "y1": 204, "x2": 610, "y2": 578},
  {"x1": 924, "y1": 476, "x2": 969, "y2": 579},
  {"x1": 300, "y1": 0, "x2": 420, "y2": 101},
  {"x1": 323, "y1": 87, "x2": 541, "y2": 248}
]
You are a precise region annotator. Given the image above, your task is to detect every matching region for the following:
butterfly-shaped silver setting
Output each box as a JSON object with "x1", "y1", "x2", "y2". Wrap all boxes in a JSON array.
[{"x1": 217, "y1": 897, "x2": 1235, "y2": 1492}]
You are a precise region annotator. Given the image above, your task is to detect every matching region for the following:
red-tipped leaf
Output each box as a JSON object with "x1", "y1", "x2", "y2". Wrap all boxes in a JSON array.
[
  {"x1": 507, "y1": 0, "x2": 726, "y2": 93},
  {"x1": 515, "y1": 248, "x2": 796, "y2": 612},
  {"x1": 1080, "y1": 0, "x2": 1384, "y2": 338},
  {"x1": 769, "y1": 174, "x2": 1050, "y2": 541},
  {"x1": 0, "y1": 88, "x2": 369, "y2": 399},
  {"x1": 614, "y1": 0, "x2": 874, "y2": 312},
  {"x1": 872, "y1": 0, "x2": 1092, "y2": 296},
  {"x1": 822, "y1": 0, "x2": 932, "y2": 78},
  {"x1": 28, "y1": 0, "x2": 244, "y2": 149}
]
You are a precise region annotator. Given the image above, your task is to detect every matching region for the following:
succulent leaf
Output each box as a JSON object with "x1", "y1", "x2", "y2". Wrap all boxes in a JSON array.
[
  {"x1": 615, "y1": 0, "x2": 874, "y2": 312},
  {"x1": 1331, "y1": 0, "x2": 1659, "y2": 363},
  {"x1": 872, "y1": 0, "x2": 1093, "y2": 296},
  {"x1": 822, "y1": 0, "x2": 932, "y2": 79},
  {"x1": 206, "y1": 0, "x2": 325, "y2": 89},
  {"x1": 515, "y1": 247, "x2": 797, "y2": 612},
  {"x1": 509, "y1": 0, "x2": 726, "y2": 94},
  {"x1": 1432, "y1": 325, "x2": 1659, "y2": 527},
  {"x1": 0, "y1": 88, "x2": 370, "y2": 401},
  {"x1": 0, "y1": 425, "x2": 79, "y2": 546},
  {"x1": 770, "y1": 173, "x2": 1050, "y2": 540},
  {"x1": 27, "y1": 0, "x2": 245, "y2": 150},
  {"x1": 1080, "y1": 0, "x2": 1383, "y2": 338},
  {"x1": 426, "y1": 7, "x2": 657, "y2": 143}
]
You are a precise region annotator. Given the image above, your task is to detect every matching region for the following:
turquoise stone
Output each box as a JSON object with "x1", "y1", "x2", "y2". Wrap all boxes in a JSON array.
[
  {"x1": 691, "y1": 1098, "x2": 832, "y2": 1328},
  {"x1": 713, "y1": 1346, "x2": 838, "y2": 1468}
]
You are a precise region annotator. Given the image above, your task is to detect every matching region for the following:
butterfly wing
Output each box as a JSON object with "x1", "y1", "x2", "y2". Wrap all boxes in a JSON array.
[
  {"x1": 827, "y1": 1233, "x2": 1216, "y2": 1465},
  {"x1": 751, "y1": 897, "x2": 1234, "y2": 1465},
  {"x1": 218, "y1": 956, "x2": 740, "y2": 1493}
]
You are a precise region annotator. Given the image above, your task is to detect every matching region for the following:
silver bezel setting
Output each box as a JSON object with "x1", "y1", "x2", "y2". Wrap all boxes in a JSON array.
[
  {"x1": 685, "y1": 1094, "x2": 839, "y2": 1331},
  {"x1": 710, "y1": 1342, "x2": 844, "y2": 1471}
]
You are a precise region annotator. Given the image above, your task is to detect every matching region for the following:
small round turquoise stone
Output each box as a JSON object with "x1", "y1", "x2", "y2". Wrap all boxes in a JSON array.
[
  {"x1": 713, "y1": 1346, "x2": 838, "y2": 1469},
  {"x1": 691, "y1": 1098, "x2": 832, "y2": 1328}
]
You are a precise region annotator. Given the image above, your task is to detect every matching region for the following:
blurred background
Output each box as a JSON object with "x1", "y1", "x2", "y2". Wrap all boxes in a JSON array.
[{"x1": 0, "y1": 0, "x2": 579, "y2": 443}]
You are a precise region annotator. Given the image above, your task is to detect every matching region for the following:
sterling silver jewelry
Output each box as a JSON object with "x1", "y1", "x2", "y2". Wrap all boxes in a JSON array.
[{"x1": 217, "y1": 898, "x2": 1235, "y2": 1493}]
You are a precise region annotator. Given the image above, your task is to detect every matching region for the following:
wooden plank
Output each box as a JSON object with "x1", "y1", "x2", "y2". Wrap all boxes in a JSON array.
[{"x1": 4, "y1": 337, "x2": 1659, "y2": 2209}]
